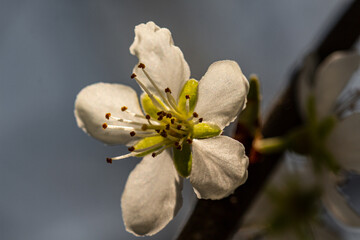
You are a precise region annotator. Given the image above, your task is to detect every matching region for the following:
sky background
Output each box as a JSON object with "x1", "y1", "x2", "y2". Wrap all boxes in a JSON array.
[{"x1": 1, "y1": 0, "x2": 359, "y2": 239}]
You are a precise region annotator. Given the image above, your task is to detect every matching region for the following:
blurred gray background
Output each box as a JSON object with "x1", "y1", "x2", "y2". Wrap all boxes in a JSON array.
[{"x1": 1, "y1": 0, "x2": 359, "y2": 239}]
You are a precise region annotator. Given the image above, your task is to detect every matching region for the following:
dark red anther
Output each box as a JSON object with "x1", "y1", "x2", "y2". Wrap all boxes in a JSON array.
[
  {"x1": 131, "y1": 73, "x2": 136, "y2": 79},
  {"x1": 106, "y1": 158, "x2": 112, "y2": 164},
  {"x1": 128, "y1": 146, "x2": 135, "y2": 152},
  {"x1": 130, "y1": 131, "x2": 136, "y2": 137},
  {"x1": 138, "y1": 63, "x2": 145, "y2": 69}
]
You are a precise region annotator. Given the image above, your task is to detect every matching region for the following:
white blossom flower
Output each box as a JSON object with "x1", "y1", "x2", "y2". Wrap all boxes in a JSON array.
[
  {"x1": 298, "y1": 51, "x2": 360, "y2": 228},
  {"x1": 74, "y1": 21, "x2": 249, "y2": 236}
]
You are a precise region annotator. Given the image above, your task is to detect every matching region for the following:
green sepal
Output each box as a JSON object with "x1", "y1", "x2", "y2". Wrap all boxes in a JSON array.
[
  {"x1": 141, "y1": 94, "x2": 166, "y2": 119},
  {"x1": 238, "y1": 75, "x2": 261, "y2": 137},
  {"x1": 172, "y1": 143, "x2": 192, "y2": 178},
  {"x1": 193, "y1": 122, "x2": 221, "y2": 139},
  {"x1": 177, "y1": 79, "x2": 198, "y2": 115},
  {"x1": 134, "y1": 136, "x2": 166, "y2": 157}
]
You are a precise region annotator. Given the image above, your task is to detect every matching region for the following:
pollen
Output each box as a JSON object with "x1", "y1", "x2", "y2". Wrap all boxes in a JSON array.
[
  {"x1": 105, "y1": 113, "x2": 111, "y2": 119},
  {"x1": 121, "y1": 106, "x2": 128, "y2": 111},
  {"x1": 160, "y1": 130, "x2": 168, "y2": 138},
  {"x1": 128, "y1": 146, "x2": 135, "y2": 152},
  {"x1": 138, "y1": 63, "x2": 145, "y2": 69},
  {"x1": 130, "y1": 131, "x2": 136, "y2": 137},
  {"x1": 102, "y1": 123, "x2": 108, "y2": 129},
  {"x1": 106, "y1": 158, "x2": 112, "y2": 164}
]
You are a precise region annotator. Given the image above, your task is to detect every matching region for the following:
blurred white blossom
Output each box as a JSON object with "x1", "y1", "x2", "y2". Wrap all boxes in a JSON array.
[{"x1": 298, "y1": 51, "x2": 360, "y2": 228}]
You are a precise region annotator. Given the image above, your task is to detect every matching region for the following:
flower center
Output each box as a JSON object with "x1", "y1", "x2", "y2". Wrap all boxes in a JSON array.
[{"x1": 102, "y1": 63, "x2": 203, "y2": 162}]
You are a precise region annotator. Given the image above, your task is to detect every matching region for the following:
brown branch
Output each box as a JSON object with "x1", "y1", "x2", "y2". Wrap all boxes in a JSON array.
[{"x1": 176, "y1": 1, "x2": 360, "y2": 240}]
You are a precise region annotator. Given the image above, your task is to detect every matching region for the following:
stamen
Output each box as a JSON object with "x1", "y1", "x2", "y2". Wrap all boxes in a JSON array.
[
  {"x1": 193, "y1": 112, "x2": 199, "y2": 118},
  {"x1": 105, "y1": 124, "x2": 145, "y2": 132},
  {"x1": 165, "y1": 88, "x2": 172, "y2": 93},
  {"x1": 166, "y1": 113, "x2": 172, "y2": 118},
  {"x1": 198, "y1": 118, "x2": 203, "y2": 123},
  {"x1": 128, "y1": 146, "x2": 135, "y2": 152},
  {"x1": 107, "y1": 152, "x2": 137, "y2": 161},
  {"x1": 145, "y1": 114, "x2": 151, "y2": 120},
  {"x1": 187, "y1": 139, "x2": 193, "y2": 144},
  {"x1": 102, "y1": 123, "x2": 108, "y2": 129},
  {"x1": 171, "y1": 119, "x2": 175, "y2": 124},
  {"x1": 131, "y1": 73, "x2": 137, "y2": 79},
  {"x1": 165, "y1": 124, "x2": 170, "y2": 130},
  {"x1": 185, "y1": 95, "x2": 190, "y2": 99},
  {"x1": 121, "y1": 106, "x2": 128, "y2": 111},
  {"x1": 177, "y1": 125, "x2": 182, "y2": 130},
  {"x1": 166, "y1": 91, "x2": 179, "y2": 111},
  {"x1": 108, "y1": 115, "x2": 146, "y2": 125},
  {"x1": 105, "y1": 113, "x2": 111, "y2": 119},
  {"x1": 132, "y1": 75, "x2": 167, "y2": 111},
  {"x1": 130, "y1": 131, "x2": 136, "y2": 137},
  {"x1": 139, "y1": 64, "x2": 172, "y2": 108},
  {"x1": 151, "y1": 143, "x2": 173, "y2": 157}
]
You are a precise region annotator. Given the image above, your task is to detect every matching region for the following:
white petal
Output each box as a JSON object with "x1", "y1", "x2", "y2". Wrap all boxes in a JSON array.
[
  {"x1": 74, "y1": 82, "x2": 145, "y2": 145},
  {"x1": 194, "y1": 60, "x2": 249, "y2": 130},
  {"x1": 190, "y1": 136, "x2": 249, "y2": 200},
  {"x1": 322, "y1": 172, "x2": 360, "y2": 228},
  {"x1": 314, "y1": 52, "x2": 360, "y2": 119},
  {"x1": 327, "y1": 113, "x2": 360, "y2": 173},
  {"x1": 130, "y1": 21, "x2": 190, "y2": 100},
  {"x1": 121, "y1": 150, "x2": 183, "y2": 236}
]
